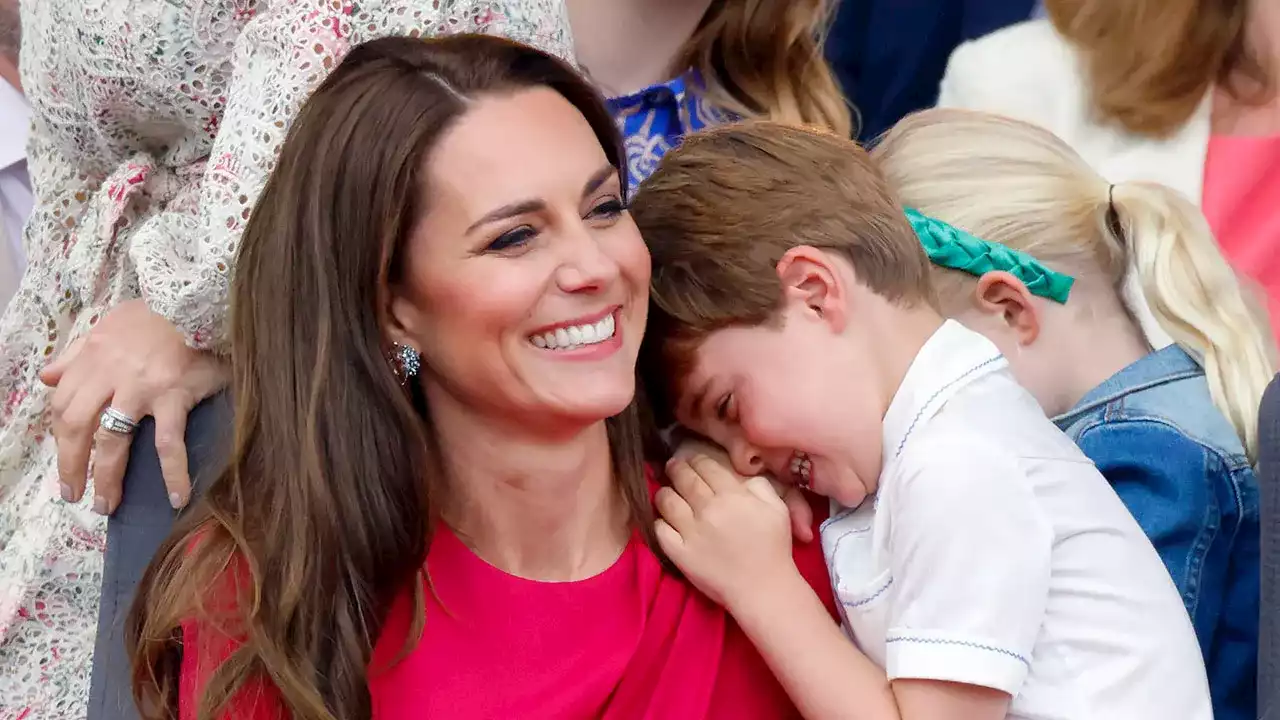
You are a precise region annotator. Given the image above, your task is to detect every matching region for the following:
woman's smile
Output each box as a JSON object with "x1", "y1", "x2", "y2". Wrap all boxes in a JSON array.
[{"x1": 528, "y1": 306, "x2": 624, "y2": 360}]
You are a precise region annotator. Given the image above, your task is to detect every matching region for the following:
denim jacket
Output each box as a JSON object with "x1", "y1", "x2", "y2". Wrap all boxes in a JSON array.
[{"x1": 1055, "y1": 346, "x2": 1259, "y2": 720}]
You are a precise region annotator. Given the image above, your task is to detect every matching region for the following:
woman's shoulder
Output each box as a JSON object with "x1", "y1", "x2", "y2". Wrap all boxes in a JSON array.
[
  {"x1": 646, "y1": 462, "x2": 836, "y2": 616},
  {"x1": 946, "y1": 19, "x2": 1077, "y2": 85},
  {"x1": 176, "y1": 544, "x2": 290, "y2": 720}
]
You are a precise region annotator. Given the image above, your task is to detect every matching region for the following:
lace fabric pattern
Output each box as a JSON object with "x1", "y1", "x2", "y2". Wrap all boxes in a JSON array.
[{"x1": 0, "y1": 2, "x2": 573, "y2": 717}]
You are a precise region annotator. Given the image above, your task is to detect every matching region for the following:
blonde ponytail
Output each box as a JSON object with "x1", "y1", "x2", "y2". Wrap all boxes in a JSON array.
[
  {"x1": 873, "y1": 108, "x2": 1276, "y2": 460},
  {"x1": 1110, "y1": 181, "x2": 1275, "y2": 459}
]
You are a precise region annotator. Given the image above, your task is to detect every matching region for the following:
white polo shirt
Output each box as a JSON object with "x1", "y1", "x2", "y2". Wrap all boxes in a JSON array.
[{"x1": 821, "y1": 320, "x2": 1211, "y2": 719}]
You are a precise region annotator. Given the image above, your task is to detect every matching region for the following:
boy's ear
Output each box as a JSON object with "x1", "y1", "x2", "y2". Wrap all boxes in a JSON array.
[
  {"x1": 776, "y1": 246, "x2": 847, "y2": 332},
  {"x1": 973, "y1": 271, "x2": 1041, "y2": 345}
]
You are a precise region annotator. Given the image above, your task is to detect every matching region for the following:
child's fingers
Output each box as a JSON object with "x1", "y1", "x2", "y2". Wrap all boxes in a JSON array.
[
  {"x1": 744, "y1": 475, "x2": 788, "y2": 512},
  {"x1": 654, "y1": 519, "x2": 684, "y2": 557},
  {"x1": 667, "y1": 457, "x2": 715, "y2": 511},
  {"x1": 782, "y1": 487, "x2": 815, "y2": 543},
  {"x1": 654, "y1": 486, "x2": 696, "y2": 532},
  {"x1": 688, "y1": 453, "x2": 742, "y2": 494}
]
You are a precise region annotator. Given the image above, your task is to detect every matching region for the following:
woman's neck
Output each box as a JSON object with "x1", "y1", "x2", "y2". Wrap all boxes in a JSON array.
[
  {"x1": 428, "y1": 392, "x2": 630, "y2": 583},
  {"x1": 566, "y1": 0, "x2": 714, "y2": 96}
]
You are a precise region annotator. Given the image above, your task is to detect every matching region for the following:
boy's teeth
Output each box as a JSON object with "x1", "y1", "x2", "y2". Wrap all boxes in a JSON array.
[
  {"x1": 791, "y1": 451, "x2": 812, "y2": 487},
  {"x1": 532, "y1": 312, "x2": 616, "y2": 351}
]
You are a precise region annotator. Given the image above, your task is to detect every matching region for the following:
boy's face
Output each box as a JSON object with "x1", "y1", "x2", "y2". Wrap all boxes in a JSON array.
[{"x1": 672, "y1": 302, "x2": 886, "y2": 509}]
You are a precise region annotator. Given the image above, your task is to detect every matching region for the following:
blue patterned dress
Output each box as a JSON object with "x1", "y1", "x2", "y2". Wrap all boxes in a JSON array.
[{"x1": 608, "y1": 74, "x2": 733, "y2": 190}]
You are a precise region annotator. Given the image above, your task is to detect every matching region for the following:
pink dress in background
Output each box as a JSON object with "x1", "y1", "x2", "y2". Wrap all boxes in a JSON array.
[{"x1": 1202, "y1": 134, "x2": 1280, "y2": 339}]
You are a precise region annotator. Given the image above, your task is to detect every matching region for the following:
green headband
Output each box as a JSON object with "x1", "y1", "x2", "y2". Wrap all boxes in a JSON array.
[{"x1": 905, "y1": 207, "x2": 1074, "y2": 304}]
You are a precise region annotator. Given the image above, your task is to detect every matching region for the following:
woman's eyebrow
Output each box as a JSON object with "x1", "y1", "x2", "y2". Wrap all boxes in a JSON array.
[
  {"x1": 465, "y1": 199, "x2": 545, "y2": 235},
  {"x1": 464, "y1": 165, "x2": 616, "y2": 235},
  {"x1": 581, "y1": 164, "x2": 616, "y2": 197}
]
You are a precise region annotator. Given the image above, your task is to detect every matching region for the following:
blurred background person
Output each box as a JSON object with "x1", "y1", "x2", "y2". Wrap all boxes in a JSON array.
[
  {"x1": 0, "y1": 0, "x2": 30, "y2": 311},
  {"x1": 1262, "y1": 373, "x2": 1280, "y2": 719},
  {"x1": 825, "y1": 0, "x2": 1037, "y2": 142},
  {"x1": 570, "y1": 0, "x2": 851, "y2": 186},
  {"x1": 937, "y1": 0, "x2": 1280, "y2": 344},
  {"x1": 0, "y1": 4, "x2": 575, "y2": 719}
]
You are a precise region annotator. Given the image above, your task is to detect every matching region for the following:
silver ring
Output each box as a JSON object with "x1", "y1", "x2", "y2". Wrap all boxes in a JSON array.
[{"x1": 99, "y1": 406, "x2": 138, "y2": 435}]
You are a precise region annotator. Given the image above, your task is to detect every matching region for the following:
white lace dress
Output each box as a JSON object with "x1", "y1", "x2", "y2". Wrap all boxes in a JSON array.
[{"x1": 0, "y1": 2, "x2": 573, "y2": 717}]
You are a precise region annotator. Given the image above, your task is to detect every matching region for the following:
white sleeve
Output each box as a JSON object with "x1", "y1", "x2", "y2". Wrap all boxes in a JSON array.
[{"x1": 884, "y1": 435, "x2": 1053, "y2": 696}]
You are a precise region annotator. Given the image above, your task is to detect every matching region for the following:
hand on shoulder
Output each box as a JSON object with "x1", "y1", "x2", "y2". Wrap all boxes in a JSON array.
[{"x1": 654, "y1": 454, "x2": 799, "y2": 613}]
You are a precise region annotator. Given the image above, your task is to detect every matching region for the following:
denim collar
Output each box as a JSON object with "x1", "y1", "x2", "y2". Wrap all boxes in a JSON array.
[{"x1": 1053, "y1": 345, "x2": 1203, "y2": 428}]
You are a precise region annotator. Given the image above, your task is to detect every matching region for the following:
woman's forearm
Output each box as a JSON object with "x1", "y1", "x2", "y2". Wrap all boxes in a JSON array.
[{"x1": 728, "y1": 572, "x2": 900, "y2": 720}]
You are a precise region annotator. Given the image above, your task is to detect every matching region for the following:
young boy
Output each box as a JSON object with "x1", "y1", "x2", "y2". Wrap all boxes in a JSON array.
[{"x1": 631, "y1": 120, "x2": 1212, "y2": 720}]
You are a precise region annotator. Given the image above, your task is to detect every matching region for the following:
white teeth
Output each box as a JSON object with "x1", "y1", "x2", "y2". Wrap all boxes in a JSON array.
[
  {"x1": 790, "y1": 451, "x2": 812, "y2": 485},
  {"x1": 531, "y1": 312, "x2": 617, "y2": 351}
]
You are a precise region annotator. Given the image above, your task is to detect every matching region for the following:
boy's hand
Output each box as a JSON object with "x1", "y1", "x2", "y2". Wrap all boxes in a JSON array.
[
  {"x1": 670, "y1": 437, "x2": 815, "y2": 543},
  {"x1": 655, "y1": 455, "x2": 799, "y2": 613}
]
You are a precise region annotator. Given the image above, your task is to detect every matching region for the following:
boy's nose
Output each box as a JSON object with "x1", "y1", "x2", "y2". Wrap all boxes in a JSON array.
[{"x1": 729, "y1": 439, "x2": 766, "y2": 478}]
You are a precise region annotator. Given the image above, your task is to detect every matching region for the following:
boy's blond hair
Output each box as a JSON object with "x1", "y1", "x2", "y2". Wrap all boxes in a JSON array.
[{"x1": 631, "y1": 120, "x2": 934, "y2": 422}]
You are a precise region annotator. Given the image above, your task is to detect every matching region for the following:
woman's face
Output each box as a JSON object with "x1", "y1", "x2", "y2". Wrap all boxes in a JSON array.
[{"x1": 389, "y1": 87, "x2": 650, "y2": 430}]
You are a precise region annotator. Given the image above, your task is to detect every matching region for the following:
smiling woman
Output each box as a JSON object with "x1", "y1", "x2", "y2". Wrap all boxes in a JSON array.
[{"x1": 125, "y1": 35, "x2": 836, "y2": 720}]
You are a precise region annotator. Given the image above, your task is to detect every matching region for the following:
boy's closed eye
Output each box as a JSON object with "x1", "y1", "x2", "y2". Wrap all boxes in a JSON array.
[{"x1": 715, "y1": 393, "x2": 735, "y2": 422}]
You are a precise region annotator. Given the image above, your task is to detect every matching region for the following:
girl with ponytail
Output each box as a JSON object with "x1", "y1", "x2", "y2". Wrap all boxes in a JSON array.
[{"x1": 874, "y1": 107, "x2": 1274, "y2": 720}]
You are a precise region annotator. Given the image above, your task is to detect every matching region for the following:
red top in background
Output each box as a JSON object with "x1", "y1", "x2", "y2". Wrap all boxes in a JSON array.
[
  {"x1": 1202, "y1": 133, "x2": 1280, "y2": 340},
  {"x1": 180, "y1": 491, "x2": 835, "y2": 719}
]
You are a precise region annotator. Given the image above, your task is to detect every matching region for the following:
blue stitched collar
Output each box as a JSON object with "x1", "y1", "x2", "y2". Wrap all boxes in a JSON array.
[{"x1": 881, "y1": 320, "x2": 1007, "y2": 463}]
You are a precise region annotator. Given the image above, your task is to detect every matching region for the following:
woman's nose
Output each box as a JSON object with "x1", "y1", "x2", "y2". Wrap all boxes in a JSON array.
[{"x1": 555, "y1": 223, "x2": 621, "y2": 293}]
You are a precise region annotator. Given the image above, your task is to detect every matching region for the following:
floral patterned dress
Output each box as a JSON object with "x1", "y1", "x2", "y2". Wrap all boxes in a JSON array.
[
  {"x1": 0, "y1": 2, "x2": 573, "y2": 717},
  {"x1": 609, "y1": 73, "x2": 732, "y2": 190}
]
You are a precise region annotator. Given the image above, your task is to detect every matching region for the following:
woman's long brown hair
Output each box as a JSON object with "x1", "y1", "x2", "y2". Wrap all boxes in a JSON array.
[
  {"x1": 1046, "y1": 0, "x2": 1271, "y2": 137},
  {"x1": 681, "y1": 0, "x2": 854, "y2": 137},
  {"x1": 127, "y1": 35, "x2": 651, "y2": 720}
]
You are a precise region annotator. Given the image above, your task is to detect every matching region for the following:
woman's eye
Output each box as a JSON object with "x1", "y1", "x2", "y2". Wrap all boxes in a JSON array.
[
  {"x1": 588, "y1": 197, "x2": 626, "y2": 219},
  {"x1": 487, "y1": 226, "x2": 536, "y2": 252}
]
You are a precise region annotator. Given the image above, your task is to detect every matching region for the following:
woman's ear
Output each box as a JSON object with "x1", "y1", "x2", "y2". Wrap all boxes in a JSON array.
[
  {"x1": 775, "y1": 246, "x2": 848, "y2": 332},
  {"x1": 385, "y1": 285, "x2": 424, "y2": 351},
  {"x1": 973, "y1": 271, "x2": 1041, "y2": 346}
]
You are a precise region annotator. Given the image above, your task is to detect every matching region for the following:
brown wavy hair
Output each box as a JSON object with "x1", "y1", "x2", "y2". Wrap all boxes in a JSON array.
[
  {"x1": 683, "y1": 0, "x2": 854, "y2": 136},
  {"x1": 630, "y1": 120, "x2": 933, "y2": 422},
  {"x1": 127, "y1": 35, "x2": 652, "y2": 720},
  {"x1": 1046, "y1": 0, "x2": 1272, "y2": 137}
]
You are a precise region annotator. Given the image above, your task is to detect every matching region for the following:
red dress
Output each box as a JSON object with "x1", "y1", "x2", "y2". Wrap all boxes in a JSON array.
[{"x1": 180, "y1": 493, "x2": 834, "y2": 719}]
